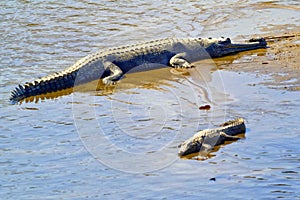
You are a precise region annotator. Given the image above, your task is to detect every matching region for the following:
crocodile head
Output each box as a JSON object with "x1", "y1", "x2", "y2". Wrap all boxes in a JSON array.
[
  {"x1": 178, "y1": 132, "x2": 217, "y2": 157},
  {"x1": 205, "y1": 37, "x2": 267, "y2": 58},
  {"x1": 178, "y1": 137, "x2": 202, "y2": 157},
  {"x1": 178, "y1": 136, "x2": 216, "y2": 157}
]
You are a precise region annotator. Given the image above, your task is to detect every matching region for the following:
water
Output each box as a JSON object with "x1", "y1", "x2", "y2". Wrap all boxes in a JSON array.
[{"x1": 1, "y1": 0, "x2": 300, "y2": 199}]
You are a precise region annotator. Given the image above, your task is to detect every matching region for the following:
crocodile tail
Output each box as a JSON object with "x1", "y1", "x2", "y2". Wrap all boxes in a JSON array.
[{"x1": 9, "y1": 71, "x2": 77, "y2": 104}]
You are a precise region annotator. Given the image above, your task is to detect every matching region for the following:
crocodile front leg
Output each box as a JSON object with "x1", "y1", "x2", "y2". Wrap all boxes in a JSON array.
[
  {"x1": 102, "y1": 61, "x2": 123, "y2": 85},
  {"x1": 169, "y1": 53, "x2": 194, "y2": 68},
  {"x1": 219, "y1": 132, "x2": 241, "y2": 141}
]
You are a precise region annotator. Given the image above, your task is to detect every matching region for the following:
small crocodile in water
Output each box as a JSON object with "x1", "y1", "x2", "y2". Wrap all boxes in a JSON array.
[
  {"x1": 10, "y1": 37, "x2": 267, "y2": 103},
  {"x1": 178, "y1": 118, "x2": 246, "y2": 156}
]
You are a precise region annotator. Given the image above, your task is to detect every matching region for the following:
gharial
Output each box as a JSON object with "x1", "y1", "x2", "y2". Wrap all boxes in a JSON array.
[{"x1": 10, "y1": 37, "x2": 267, "y2": 103}]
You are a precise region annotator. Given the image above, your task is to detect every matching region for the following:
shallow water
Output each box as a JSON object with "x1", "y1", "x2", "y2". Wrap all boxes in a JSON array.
[{"x1": 1, "y1": 0, "x2": 300, "y2": 199}]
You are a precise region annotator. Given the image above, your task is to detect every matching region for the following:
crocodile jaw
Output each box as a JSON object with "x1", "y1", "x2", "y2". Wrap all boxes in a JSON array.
[
  {"x1": 178, "y1": 138, "x2": 201, "y2": 157},
  {"x1": 205, "y1": 38, "x2": 267, "y2": 58}
]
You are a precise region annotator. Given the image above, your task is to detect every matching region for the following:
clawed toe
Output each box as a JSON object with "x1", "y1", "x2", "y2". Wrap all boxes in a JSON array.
[{"x1": 102, "y1": 78, "x2": 117, "y2": 86}]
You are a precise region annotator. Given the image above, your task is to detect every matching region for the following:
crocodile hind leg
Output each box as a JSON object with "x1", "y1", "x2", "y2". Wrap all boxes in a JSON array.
[
  {"x1": 102, "y1": 61, "x2": 123, "y2": 85},
  {"x1": 169, "y1": 53, "x2": 194, "y2": 68}
]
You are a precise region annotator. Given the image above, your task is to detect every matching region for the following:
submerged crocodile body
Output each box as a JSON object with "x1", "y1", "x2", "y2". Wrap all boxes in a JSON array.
[
  {"x1": 10, "y1": 37, "x2": 267, "y2": 103},
  {"x1": 178, "y1": 118, "x2": 246, "y2": 156}
]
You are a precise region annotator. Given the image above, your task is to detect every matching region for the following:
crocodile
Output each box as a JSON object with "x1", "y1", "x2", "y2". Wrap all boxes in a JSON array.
[
  {"x1": 10, "y1": 37, "x2": 267, "y2": 103},
  {"x1": 178, "y1": 118, "x2": 246, "y2": 156}
]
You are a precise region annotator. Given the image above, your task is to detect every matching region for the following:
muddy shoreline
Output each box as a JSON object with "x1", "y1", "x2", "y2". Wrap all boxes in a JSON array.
[{"x1": 215, "y1": 30, "x2": 300, "y2": 91}]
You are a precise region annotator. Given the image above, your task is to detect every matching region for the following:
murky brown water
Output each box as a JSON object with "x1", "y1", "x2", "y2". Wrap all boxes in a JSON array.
[{"x1": 1, "y1": 0, "x2": 299, "y2": 199}]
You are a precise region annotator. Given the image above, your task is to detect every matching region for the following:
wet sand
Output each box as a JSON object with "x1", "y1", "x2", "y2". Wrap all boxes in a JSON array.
[{"x1": 215, "y1": 30, "x2": 300, "y2": 91}]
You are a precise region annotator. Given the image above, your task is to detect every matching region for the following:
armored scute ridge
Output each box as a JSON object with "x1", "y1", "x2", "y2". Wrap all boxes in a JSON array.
[{"x1": 10, "y1": 37, "x2": 267, "y2": 103}]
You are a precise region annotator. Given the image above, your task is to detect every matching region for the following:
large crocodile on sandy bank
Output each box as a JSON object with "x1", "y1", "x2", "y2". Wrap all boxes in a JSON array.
[
  {"x1": 178, "y1": 118, "x2": 246, "y2": 156},
  {"x1": 10, "y1": 37, "x2": 267, "y2": 103}
]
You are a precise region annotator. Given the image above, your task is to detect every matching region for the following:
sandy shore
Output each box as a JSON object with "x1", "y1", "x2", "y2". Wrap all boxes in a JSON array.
[{"x1": 214, "y1": 30, "x2": 300, "y2": 91}]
